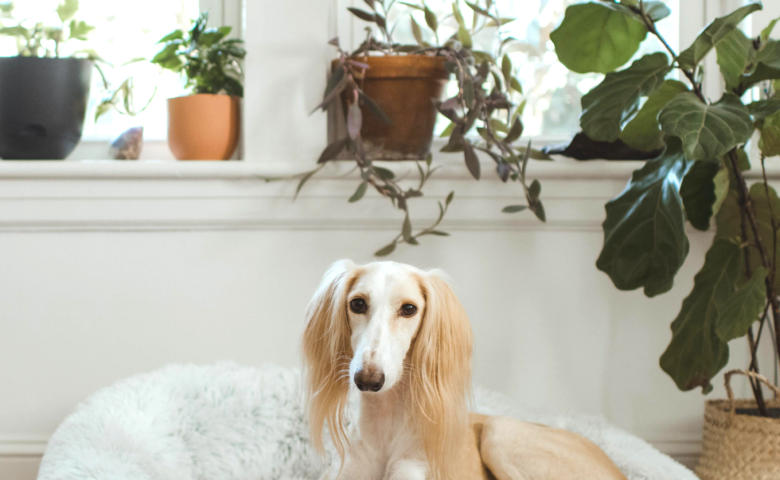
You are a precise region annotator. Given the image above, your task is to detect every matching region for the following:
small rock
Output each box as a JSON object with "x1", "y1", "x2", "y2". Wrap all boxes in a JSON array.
[{"x1": 109, "y1": 126, "x2": 144, "y2": 160}]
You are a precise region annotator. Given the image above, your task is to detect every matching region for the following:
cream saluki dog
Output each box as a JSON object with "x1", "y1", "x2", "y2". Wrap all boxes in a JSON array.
[{"x1": 303, "y1": 260, "x2": 626, "y2": 480}]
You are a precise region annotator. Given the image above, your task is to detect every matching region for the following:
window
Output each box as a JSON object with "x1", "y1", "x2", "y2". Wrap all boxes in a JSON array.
[{"x1": 0, "y1": 0, "x2": 201, "y2": 142}]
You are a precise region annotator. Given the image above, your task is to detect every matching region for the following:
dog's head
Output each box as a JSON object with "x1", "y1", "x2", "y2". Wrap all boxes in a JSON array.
[{"x1": 302, "y1": 260, "x2": 473, "y2": 475}]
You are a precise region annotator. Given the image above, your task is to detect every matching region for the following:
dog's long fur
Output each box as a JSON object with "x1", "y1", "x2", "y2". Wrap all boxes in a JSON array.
[{"x1": 303, "y1": 260, "x2": 626, "y2": 480}]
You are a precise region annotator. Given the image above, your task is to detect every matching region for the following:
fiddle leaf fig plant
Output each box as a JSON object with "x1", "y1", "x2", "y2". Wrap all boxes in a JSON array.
[
  {"x1": 151, "y1": 11, "x2": 245, "y2": 97},
  {"x1": 552, "y1": 0, "x2": 780, "y2": 414},
  {"x1": 300, "y1": 0, "x2": 548, "y2": 256}
]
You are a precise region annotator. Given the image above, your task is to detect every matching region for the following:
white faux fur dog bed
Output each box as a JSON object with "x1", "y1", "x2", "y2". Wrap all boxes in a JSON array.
[{"x1": 37, "y1": 363, "x2": 696, "y2": 480}]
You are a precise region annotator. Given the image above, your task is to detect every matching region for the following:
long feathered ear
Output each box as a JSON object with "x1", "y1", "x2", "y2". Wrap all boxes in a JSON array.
[
  {"x1": 409, "y1": 270, "x2": 473, "y2": 480},
  {"x1": 302, "y1": 259, "x2": 358, "y2": 460}
]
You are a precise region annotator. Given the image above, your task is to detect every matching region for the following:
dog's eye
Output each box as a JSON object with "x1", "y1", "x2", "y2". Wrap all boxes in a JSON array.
[
  {"x1": 400, "y1": 304, "x2": 417, "y2": 316},
  {"x1": 349, "y1": 298, "x2": 367, "y2": 314}
]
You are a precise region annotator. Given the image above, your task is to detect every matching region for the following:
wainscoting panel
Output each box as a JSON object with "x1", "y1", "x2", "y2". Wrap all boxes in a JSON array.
[{"x1": 2, "y1": 159, "x2": 776, "y2": 478}]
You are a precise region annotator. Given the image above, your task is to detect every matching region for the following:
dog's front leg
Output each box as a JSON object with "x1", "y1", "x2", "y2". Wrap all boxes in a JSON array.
[{"x1": 319, "y1": 442, "x2": 384, "y2": 480}]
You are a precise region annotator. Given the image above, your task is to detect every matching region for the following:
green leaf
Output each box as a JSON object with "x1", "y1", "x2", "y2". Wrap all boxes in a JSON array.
[
  {"x1": 716, "y1": 28, "x2": 755, "y2": 91},
  {"x1": 761, "y1": 125, "x2": 780, "y2": 157},
  {"x1": 620, "y1": 79, "x2": 689, "y2": 152},
  {"x1": 677, "y1": 2, "x2": 762, "y2": 70},
  {"x1": 643, "y1": 1, "x2": 671, "y2": 22},
  {"x1": 596, "y1": 138, "x2": 689, "y2": 297},
  {"x1": 716, "y1": 266, "x2": 768, "y2": 343},
  {"x1": 373, "y1": 166, "x2": 395, "y2": 180},
  {"x1": 359, "y1": 92, "x2": 393, "y2": 125},
  {"x1": 199, "y1": 27, "x2": 228, "y2": 46},
  {"x1": 158, "y1": 29, "x2": 184, "y2": 44},
  {"x1": 375, "y1": 242, "x2": 397, "y2": 257},
  {"x1": 446, "y1": 191, "x2": 454, "y2": 206},
  {"x1": 580, "y1": 52, "x2": 671, "y2": 142},
  {"x1": 761, "y1": 17, "x2": 780, "y2": 42},
  {"x1": 349, "y1": 182, "x2": 369, "y2": 203},
  {"x1": 347, "y1": 7, "x2": 376, "y2": 22},
  {"x1": 423, "y1": 5, "x2": 438, "y2": 33},
  {"x1": 660, "y1": 239, "x2": 740, "y2": 394},
  {"x1": 502, "y1": 205, "x2": 527, "y2": 213},
  {"x1": 465, "y1": 1, "x2": 491, "y2": 18},
  {"x1": 529, "y1": 179, "x2": 541, "y2": 200},
  {"x1": 453, "y1": 2, "x2": 465, "y2": 28},
  {"x1": 317, "y1": 138, "x2": 348, "y2": 163},
  {"x1": 411, "y1": 17, "x2": 425, "y2": 45},
  {"x1": 501, "y1": 55, "x2": 512, "y2": 85},
  {"x1": 550, "y1": 1, "x2": 648, "y2": 74},
  {"x1": 56, "y1": 0, "x2": 78, "y2": 22},
  {"x1": 748, "y1": 99, "x2": 780, "y2": 120},
  {"x1": 402, "y1": 214, "x2": 413, "y2": 242},
  {"x1": 457, "y1": 25, "x2": 472, "y2": 49},
  {"x1": 440, "y1": 122, "x2": 456, "y2": 138},
  {"x1": 68, "y1": 19, "x2": 94, "y2": 40},
  {"x1": 659, "y1": 93, "x2": 753, "y2": 162},
  {"x1": 463, "y1": 141, "x2": 480, "y2": 180},
  {"x1": 429, "y1": 230, "x2": 450, "y2": 236},
  {"x1": 680, "y1": 160, "x2": 728, "y2": 231},
  {"x1": 0, "y1": 26, "x2": 29, "y2": 38},
  {"x1": 294, "y1": 168, "x2": 321, "y2": 200},
  {"x1": 504, "y1": 117, "x2": 523, "y2": 144},
  {"x1": 717, "y1": 184, "x2": 780, "y2": 293},
  {"x1": 489, "y1": 118, "x2": 507, "y2": 133},
  {"x1": 532, "y1": 200, "x2": 546, "y2": 222},
  {"x1": 510, "y1": 77, "x2": 522, "y2": 94}
]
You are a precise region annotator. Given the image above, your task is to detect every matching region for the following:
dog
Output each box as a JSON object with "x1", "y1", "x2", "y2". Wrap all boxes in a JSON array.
[{"x1": 302, "y1": 260, "x2": 627, "y2": 480}]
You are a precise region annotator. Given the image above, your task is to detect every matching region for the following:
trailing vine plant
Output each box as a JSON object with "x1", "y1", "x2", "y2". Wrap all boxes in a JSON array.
[
  {"x1": 302, "y1": 0, "x2": 550, "y2": 256},
  {"x1": 551, "y1": 0, "x2": 780, "y2": 414}
]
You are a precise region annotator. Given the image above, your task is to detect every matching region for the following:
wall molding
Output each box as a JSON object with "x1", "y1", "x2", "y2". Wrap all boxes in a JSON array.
[{"x1": 0, "y1": 435, "x2": 700, "y2": 469}]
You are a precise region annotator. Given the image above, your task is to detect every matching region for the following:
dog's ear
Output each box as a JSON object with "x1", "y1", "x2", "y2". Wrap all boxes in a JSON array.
[
  {"x1": 302, "y1": 259, "x2": 357, "y2": 459},
  {"x1": 410, "y1": 270, "x2": 473, "y2": 480}
]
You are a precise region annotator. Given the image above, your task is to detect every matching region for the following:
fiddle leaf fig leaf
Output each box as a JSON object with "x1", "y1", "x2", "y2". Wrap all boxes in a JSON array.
[
  {"x1": 596, "y1": 138, "x2": 689, "y2": 297},
  {"x1": 748, "y1": 99, "x2": 780, "y2": 120},
  {"x1": 680, "y1": 160, "x2": 729, "y2": 231},
  {"x1": 620, "y1": 79, "x2": 688, "y2": 151},
  {"x1": 659, "y1": 93, "x2": 753, "y2": 162},
  {"x1": 660, "y1": 239, "x2": 740, "y2": 394},
  {"x1": 716, "y1": 28, "x2": 755, "y2": 91},
  {"x1": 717, "y1": 184, "x2": 780, "y2": 292},
  {"x1": 761, "y1": 17, "x2": 780, "y2": 42},
  {"x1": 643, "y1": 1, "x2": 671, "y2": 22},
  {"x1": 676, "y1": 2, "x2": 762, "y2": 70},
  {"x1": 550, "y1": 1, "x2": 648, "y2": 74},
  {"x1": 580, "y1": 52, "x2": 671, "y2": 142},
  {"x1": 716, "y1": 266, "x2": 768, "y2": 343}
]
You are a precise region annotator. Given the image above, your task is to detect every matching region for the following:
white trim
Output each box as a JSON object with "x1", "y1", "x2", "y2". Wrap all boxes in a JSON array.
[{"x1": 0, "y1": 435, "x2": 702, "y2": 469}]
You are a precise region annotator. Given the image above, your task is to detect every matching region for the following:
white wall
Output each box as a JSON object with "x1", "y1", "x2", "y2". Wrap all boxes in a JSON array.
[{"x1": 1, "y1": 160, "x2": 776, "y2": 479}]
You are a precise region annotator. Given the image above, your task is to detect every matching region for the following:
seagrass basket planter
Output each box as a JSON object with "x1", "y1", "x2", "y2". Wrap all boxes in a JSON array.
[{"x1": 695, "y1": 370, "x2": 780, "y2": 480}]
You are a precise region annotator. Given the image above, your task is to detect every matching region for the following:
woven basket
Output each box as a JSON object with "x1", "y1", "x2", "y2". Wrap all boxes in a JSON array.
[{"x1": 696, "y1": 369, "x2": 780, "y2": 480}]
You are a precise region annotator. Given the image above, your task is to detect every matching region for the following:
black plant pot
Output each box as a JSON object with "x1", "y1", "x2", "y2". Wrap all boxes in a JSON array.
[{"x1": 0, "y1": 57, "x2": 92, "y2": 160}]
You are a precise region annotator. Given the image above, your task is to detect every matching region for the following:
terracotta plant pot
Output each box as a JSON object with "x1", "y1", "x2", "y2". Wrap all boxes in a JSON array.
[
  {"x1": 167, "y1": 94, "x2": 240, "y2": 160},
  {"x1": 337, "y1": 55, "x2": 449, "y2": 160}
]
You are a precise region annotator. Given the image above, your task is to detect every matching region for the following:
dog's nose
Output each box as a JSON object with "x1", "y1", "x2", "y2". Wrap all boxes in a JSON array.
[{"x1": 354, "y1": 368, "x2": 385, "y2": 392}]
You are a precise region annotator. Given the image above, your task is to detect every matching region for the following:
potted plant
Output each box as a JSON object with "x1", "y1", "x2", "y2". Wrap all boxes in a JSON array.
[
  {"x1": 296, "y1": 0, "x2": 550, "y2": 255},
  {"x1": 550, "y1": 1, "x2": 780, "y2": 477},
  {"x1": 151, "y1": 12, "x2": 245, "y2": 161},
  {"x1": 0, "y1": 0, "x2": 95, "y2": 160}
]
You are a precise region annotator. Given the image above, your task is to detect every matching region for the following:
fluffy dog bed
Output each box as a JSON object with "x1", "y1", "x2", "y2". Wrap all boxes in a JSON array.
[{"x1": 37, "y1": 363, "x2": 696, "y2": 480}]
